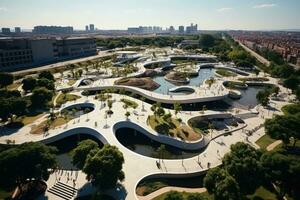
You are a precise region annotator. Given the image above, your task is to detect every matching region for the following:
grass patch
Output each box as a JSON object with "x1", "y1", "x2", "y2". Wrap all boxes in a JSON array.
[
  {"x1": 137, "y1": 181, "x2": 167, "y2": 196},
  {"x1": 0, "y1": 187, "x2": 12, "y2": 200},
  {"x1": 205, "y1": 78, "x2": 216, "y2": 86},
  {"x1": 153, "y1": 191, "x2": 213, "y2": 200},
  {"x1": 96, "y1": 93, "x2": 112, "y2": 101},
  {"x1": 238, "y1": 77, "x2": 269, "y2": 82},
  {"x1": 147, "y1": 115, "x2": 201, "y2": 141},
  {"x1": 121, "y1": 98, "x2": 138, "y2": 109},
  {"x1": 30, "y1": 116, "x2": 72, "y2": 135},
  {"x1": 281, "y1": 104, "x2": 300, "y2": 116},
  {"x1": 56, "y1": 93, "x2": 81, "y2": 107},
  {"x1": 137, "y1": 175, "x2": 206, "y2": 196},
  {"x1": 7, "y1": 82, "x2": 21, "y2": 91},
  {"x1": 246, "y1": 186, "x2": 277, "y2": 200},
  {"x1": 216, "y1": 69, "x2": 237, "y2": 77},
  {"x1": 67, "y1": 80, "x2": 77, "y2": 86},
  {"x1": 256, "y1": 134, "x2": 277, "y2": 150}
]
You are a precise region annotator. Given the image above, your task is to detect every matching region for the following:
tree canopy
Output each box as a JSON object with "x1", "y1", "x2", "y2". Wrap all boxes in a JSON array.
[
  {"x1": 38, "y1": 71, "x2": 54, "y2": 81},
  {"x1": 72, "y1": 139, "x2": 100, "y2": 169},
  {"x1": 0, "y1": 72, "x2": 14, "y2": 88},
  {"x1": 204, "y1": 167, "x2": 241, "y2": 200},
  {"x1": 199, "y1": 34, "x2": 215, "y2": 48},
  {"x1": 83, "y1": 144, "x2": 124, "y2": 190},
  {"x1": 222, "y1": 142, "x2": 263, "y2": 194},
  {"x1": 30, "y1": 87, "x2": 54, "y2": 108},
  {"x1": 0, "y1": 142, "x2": 57, "y2": 188}
]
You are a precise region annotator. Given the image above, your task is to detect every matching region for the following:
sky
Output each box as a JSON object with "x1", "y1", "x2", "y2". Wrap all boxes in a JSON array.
[{"x1": 0, "y1": 0, "x2": 300, "y2": 30}]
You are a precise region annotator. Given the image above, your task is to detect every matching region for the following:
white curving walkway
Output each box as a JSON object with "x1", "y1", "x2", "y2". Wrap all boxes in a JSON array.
[{"x1": 0, "y1": 90, "x2": 290, "y2": 200}]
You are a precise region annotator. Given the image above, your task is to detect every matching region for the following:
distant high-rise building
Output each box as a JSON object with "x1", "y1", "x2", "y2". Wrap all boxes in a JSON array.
[
  {"x1": 89, "y1": 24, "x2": 95, "y2": 32},
  {"x1": 179, "y1": 26, "x2": 185, "y2": 34},
  {"x1": 169, "y1": 26, "x2": 175, "y2": 32},
  {"x1": 186, "y1": 23, "x2": 198, "y2": 34},
  {"x1": 1, "y1": 28, "x2": 11, "y2": 34},
  {"x1": 128, "y1": 26, "x2": 163, "y2": 34},
  {"x1": 33, "y1": 26, "x2": 73, "y2": 34},
  {"x1": 85, "y1": 25, "x2": 89, "y2": 31},
  {"x1": 15, "y1": 27, "x2": 21, "y2": 33}
]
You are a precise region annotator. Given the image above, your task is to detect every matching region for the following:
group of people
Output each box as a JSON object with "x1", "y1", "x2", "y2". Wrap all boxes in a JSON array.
[{"x1": 54, "y1": 167, "x2": 79, "y2": 189}]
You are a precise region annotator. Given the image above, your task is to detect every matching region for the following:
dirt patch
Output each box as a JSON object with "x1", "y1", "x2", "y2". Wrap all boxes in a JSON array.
[{"x1": 115, "y1": 77, "x2": 160, "y2": 91}]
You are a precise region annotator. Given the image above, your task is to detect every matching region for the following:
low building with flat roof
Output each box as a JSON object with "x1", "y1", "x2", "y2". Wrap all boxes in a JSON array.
[{"x1": 0, "y1": 37, "x2": 96, "y2": 71}]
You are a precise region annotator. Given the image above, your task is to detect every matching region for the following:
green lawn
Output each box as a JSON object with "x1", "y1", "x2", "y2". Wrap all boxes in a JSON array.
[
  {"x1": 7, "y1": 82, "x2": 21, "y2": 91},
  {"x1": 256, "y1": 134, "x2": 277, "y2": 150},
  {"x1": 147, "y1": 115, "x2": 201, "y2": 141},
  {"x1": 153, "y1": 191, "x2": 213, "y2": 200},
  {"x1": 216, "y1": 69, "x2": 237, "y2": 77},
  {"x1": 121, "y1": 98, "x2": 138, "y2": 109},
  {"x1": 152, "y1": 186, "x2": 277, "y2": 200},
  {"x1": 247, "y1": 186, "x2": 277, "y2": 200},
  {"x1": 0, "y1": 187, "x2": 12, "y2": 200},
  {"x1": 56, "y1": 93, "x2": 81, "y2": 106}
]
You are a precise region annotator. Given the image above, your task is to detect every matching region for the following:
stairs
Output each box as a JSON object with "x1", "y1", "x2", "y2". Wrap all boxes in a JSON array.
[{"x1": 48, "y1": 181, "x2": 77, "y2": 200}]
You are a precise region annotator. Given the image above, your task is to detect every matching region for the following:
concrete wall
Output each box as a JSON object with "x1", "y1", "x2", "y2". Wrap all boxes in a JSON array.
[{"x1": 113, "y1": 121, "x2": 206, "y2": 151}]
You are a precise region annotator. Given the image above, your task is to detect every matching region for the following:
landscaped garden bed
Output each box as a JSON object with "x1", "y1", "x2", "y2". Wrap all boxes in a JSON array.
[
  {"x1": 115, "y1": 77, "x2": 160, "y2": 91},
  {"x1": 238, "y1": 77, "x2": 269, "y2": 82},
  {"x1": 147, "y1": 115, "x2": 201, "y2": 141},
  {"x1": 56, "y1": 93, "x2": 81, "y2": 107},
  {"x1": 216, "y1": 69, "x2": 237, "y2": 77}
]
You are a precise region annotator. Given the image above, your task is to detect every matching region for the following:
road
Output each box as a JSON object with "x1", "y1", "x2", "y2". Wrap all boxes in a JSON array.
[
  {"x1": 11, "y1": 51, "x2": 114, "y2": 75},
  {"x1": 236, "y1": 40, "x2": 271, "y2": 67}
]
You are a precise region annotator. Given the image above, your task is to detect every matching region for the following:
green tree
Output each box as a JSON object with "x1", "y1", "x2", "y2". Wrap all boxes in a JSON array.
[
  {"x1": 39, "y1": 71, "x2": 54, "y2": 81},
  {"x1": 260, "y1": 152, "x2": 290, "y2": 198},
  {"x1": 204, "y1": 167, "x2": 241, "y2": 200},
  {"x1": 214, "y1": 176, "x2": 241, "y2": 200},
  {"x1": 31, "y1": 87, "x2": 53, "y2": 108},
  {"x1": 0, "y1": 72, "x2": 14, "y2": 88},
  {"x1": 222, "y1": 142, "x2": 263, "y2": 194},
  {"x1": 256, "y1": 90, "x2": 270, "y2": 106},
  {"x1": 125, "y1": 111, "x2": 131, "y2": 119},
  {"x1": 283, "y1": 76, "x2": 300, "y2": 91},
  {"x1": 72, "y1": 139, "x2": 100, "y2": 169},
  {"x1": 37, "y1": 78, "x2": 55, "y2": 91},
  {"x1": 265, "y1": 114, "x2": 300, "y2": 147},
  {"x1": 22, "y1": 77, "x2": 37, "y2": 92},
  {"x1": 0, "y1": 142, "x2": 57, "y2": 188},
  {"x1": 165, "y1": 191, "x2": 184, "y2": 200},
  {"x1": 83, "y1": 145, "x2": 124, "y2": 190},
  {"x1": 187, "y1": 193, "x2": 208, "y2": 200},
  {"x1": 199, "y1": 34, "x2": 215, "y2": 48},
  {"x1": 173, "y1": 102, "x2": 182, "y2": 117}
]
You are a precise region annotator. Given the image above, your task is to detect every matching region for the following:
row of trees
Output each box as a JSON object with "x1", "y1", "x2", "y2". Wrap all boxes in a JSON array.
[
  {"x1": 96, "y1": 36, "x2": 186, "y2": 49},
  {"x1": 0, "y1": 142, "x2": 57, "y2": 189},
  {"x1": 22, "y1": 71, "x2": 55, "y2": 92},
  {"x1": 265, "y1": 103, "x2": 300, "y2": 148},
  {"x1": 0, "y1": 71, "x2": 55, "y2": 121},
  {"x1": 204, "y1": 142, "x2": 300, "y2": 200}
]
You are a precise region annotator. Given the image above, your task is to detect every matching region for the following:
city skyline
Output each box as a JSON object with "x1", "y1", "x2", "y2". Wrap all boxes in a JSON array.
[{"x1": 0, "y1": 0, "x2": 300, "y2": 30}]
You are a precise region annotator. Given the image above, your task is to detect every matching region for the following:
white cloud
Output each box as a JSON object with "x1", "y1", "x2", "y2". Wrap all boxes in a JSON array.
[
  {"x1": 0, "y1": 7, "x2": 8, "y2": 12},
  {"x1": 253, "y1": 4, "x2": 277, "y2": 9},
  {"x1": 217, "y1": 7, "x2": 233, "y2": 12}
]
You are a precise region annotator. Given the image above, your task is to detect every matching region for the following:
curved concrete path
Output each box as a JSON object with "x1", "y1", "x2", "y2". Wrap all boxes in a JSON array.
[
  {"x1": 266, "y1": 140, "x2": 282, "y2": 151},
  {"x1": 1, "y1": 91, "x2": 287, "y2": 200}
]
